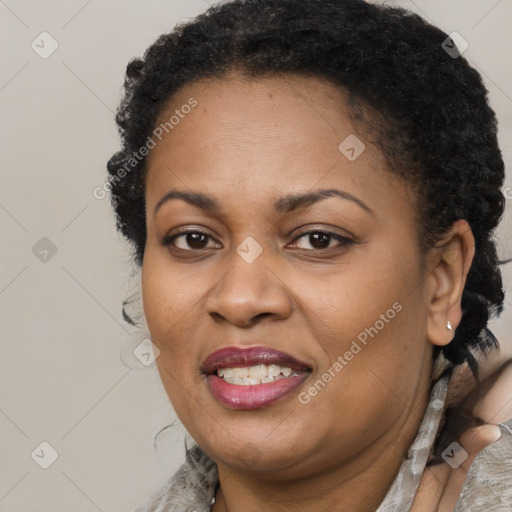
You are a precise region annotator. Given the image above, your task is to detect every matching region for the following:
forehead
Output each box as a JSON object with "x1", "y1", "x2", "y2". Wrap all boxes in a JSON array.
[{"x1": 144, "y1": 73, "x2": 409, "y2": 219}]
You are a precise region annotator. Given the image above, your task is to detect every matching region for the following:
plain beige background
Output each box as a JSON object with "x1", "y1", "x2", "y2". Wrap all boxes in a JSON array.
[{"x1": 0, "y1": 1, "x2": 511, "y2": 510}]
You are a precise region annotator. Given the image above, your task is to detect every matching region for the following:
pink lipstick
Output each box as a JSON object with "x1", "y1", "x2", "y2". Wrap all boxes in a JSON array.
[{"x1": 201, "y1": 346, "x2": 311, "y2": 410}]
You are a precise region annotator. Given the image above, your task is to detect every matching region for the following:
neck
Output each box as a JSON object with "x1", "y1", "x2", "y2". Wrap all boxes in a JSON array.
[{"x1": 212, "y1": 360, "x2": 432, "y2": 512}]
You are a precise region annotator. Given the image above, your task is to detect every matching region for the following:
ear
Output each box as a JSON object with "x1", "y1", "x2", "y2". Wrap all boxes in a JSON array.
[{"x1": 425, "y1": 220, "x2": 475, "y2": 347}]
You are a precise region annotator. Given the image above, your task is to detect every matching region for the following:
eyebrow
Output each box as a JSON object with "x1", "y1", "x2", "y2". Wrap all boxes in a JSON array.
[{"x1": 154, "y1": 188, "x2": 374, "y2": 216}]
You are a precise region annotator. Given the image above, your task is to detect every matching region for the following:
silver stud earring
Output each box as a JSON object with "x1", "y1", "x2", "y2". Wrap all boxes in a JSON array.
[{"x1": 446, "y1": 320, "x2": 453, "y2": 331}]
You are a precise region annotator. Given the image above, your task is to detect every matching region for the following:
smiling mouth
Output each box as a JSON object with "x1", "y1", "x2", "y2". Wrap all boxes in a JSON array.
[
  {"x1": 201, "y1": 346, "x2": 312, "y2": 409},
  {"x1": 216, "y1": 363, "x2": 302, "y2": 385}
]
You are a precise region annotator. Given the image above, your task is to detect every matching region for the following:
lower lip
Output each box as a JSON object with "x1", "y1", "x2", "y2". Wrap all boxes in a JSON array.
[{"x1": 206, "y1": 373, "x2": 310, "y2": 410}]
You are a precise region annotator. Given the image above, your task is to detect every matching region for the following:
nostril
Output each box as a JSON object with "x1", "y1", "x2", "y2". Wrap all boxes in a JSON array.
[
  {"x1": 209, "y1": 312, "x2": 224, "y2": 322},
  {"x1": 208, "y1": 311, "x2": 275, "y2": 327},
  {"x1": 255, "y1": 312, "x2": 273, "y2": 320}
]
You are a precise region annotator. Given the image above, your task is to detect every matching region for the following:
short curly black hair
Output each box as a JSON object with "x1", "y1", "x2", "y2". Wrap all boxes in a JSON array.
[{"x1": 107, "y1": 0, "x2": 506, "y2": 375}]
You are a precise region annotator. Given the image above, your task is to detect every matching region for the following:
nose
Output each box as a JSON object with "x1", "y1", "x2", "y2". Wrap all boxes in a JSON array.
[{"x1": 205, "y1": 250, "x2": 293, "y2": 328}]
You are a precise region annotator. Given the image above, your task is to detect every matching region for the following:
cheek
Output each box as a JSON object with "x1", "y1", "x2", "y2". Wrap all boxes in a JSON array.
[
  {"x1": 291, "y1": 249, "x2": 423, "y2": 347},
  {"x1": 141, "y1": 262, "x2": 172, "y2": 342},
  {"x1": 292, "y1": 253, "x2": 428, "y2": 411},
  {"x1": 141, "y1": 249, "x2": 192, "y2": 354},
  {"x1": 141, "y1": 255, "x2": 206, "y2": 417},
  {"x1": 141, "y1": 247, "x2": 219, "y2": 380}
]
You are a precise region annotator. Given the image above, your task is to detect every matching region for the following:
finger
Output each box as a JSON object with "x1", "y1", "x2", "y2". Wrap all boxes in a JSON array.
[
  {"x1": 410, "y1": 463, "x2": 452, "y2": 511},
  {"x1": 437, "y1": 424, "x2": 502, "y2": 512},
  {"x1": 473, "y1": 361, "x2": 512, "y2": 425}
]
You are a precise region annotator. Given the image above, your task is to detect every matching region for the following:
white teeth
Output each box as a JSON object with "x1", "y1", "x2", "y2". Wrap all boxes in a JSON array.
[
  {"x1": 268, "y1": 364, "x2": 281, "y2": 377},
  {"x1": 248, "y1": 364, "x2": 267, "y2": 379},
  {"x1": 216, "y1": 364, "x2": 300, "y2": 385},
  {"x1": 233, "y1": 367, "x2": 249, "y2": 378}
]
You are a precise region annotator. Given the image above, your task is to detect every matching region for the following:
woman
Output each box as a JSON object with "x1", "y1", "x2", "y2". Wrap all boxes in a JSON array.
[{"x1": 106, "y1": 0, "x2": 512, "y2": 510}]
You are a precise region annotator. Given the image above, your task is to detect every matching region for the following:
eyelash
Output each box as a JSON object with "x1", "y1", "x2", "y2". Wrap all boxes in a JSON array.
[{"x1": 162, "y1": 228, "x2": 354, "y2": 253}]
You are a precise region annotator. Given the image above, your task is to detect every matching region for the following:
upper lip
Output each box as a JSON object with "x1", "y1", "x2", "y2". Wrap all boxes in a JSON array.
[{"x1": 201, "y1": 346, "x2": 311, "y2": 374}]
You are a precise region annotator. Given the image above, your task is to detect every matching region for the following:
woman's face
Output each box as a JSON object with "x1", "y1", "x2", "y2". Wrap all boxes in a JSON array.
[{"x1": 142, "y1": 74, "x2": 434, "y2": 477}]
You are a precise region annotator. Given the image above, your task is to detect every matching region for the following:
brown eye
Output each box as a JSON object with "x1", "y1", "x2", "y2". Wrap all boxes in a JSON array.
[
  {"x1": 163, "y1": 230, "x2": 220, "y2": 251},
  {"x1": 290, "y1": 230, "x2": 354, "y2": 251},
  {"x1": 181, "y1": 232, "x2": 209, "y2": 249},
  {"x1": 306, "y1": 232, "x2": 331, "y2": 249}
]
